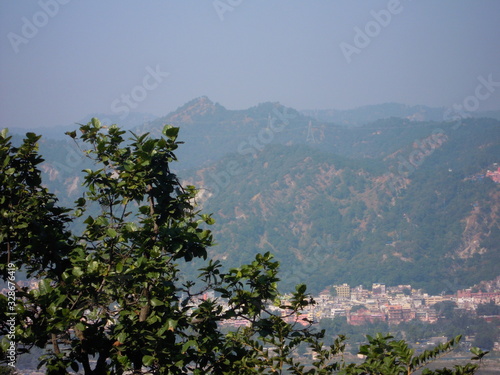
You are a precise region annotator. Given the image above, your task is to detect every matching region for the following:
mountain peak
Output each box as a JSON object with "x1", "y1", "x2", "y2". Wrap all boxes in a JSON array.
[
  {"x1": 166, "y1": 96, "x2": 225, "y2": 124},
  {"x1": 190, "y1": 95, "x2": 215, "y2": 107}
]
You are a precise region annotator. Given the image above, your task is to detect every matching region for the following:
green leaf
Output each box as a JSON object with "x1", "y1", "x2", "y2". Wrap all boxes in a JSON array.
[
  {"x1": 162, "y1": 125, "x2": 179, "y2": 140},
  {"x1": 0, "y1": 337, "x2": 10, "y2": 351},
  {"x1": 116, "y1": 262, "x2": 124, "y2": 273},
  {"x1": 106, "y1": 228, "x2": 118, "y2": 238},
  {"x1": 38, "y1": 279, "x2": 52, "y2": 295},
  {"x1": 65, "y1": 130, "x2": 77, "y2": 139},
  {"x1": 91, "y1": 117, "x2": 101, "y2": 127},
  {"x1": 182, "y1": 340, "x2": 197, "y2": 353},
  {"x1": 166, "y1": 319, "x2": 177, "y2": 331},
  {"x1": 125, "y1": 222, "x2": 137, "y2": 232},
  {"x1": 88, "y1": 261, "x2": 99, "y2": 273},
  {"x1": 142, "y1": 355, "x2": 155, "y2": 366},
  {"x1": 76, "y1": 197, "x2": 86, "y2": 206},
  {"x1": 117, "y1": 332, "x2": 128, "y2": 344},
  {"x1": 83, "y1": 215, "x2": 94, "y2": 224},
  {"x1": 95, "y1": 216, "x2": 109, "y2": 226},
  {"x1": 25, "y1": 132, "x2": 38, "y2": 142},
  {"x1": 72, "y1": 267, "x2": 84, "y2": 277},
  {"x1": 150, "y1": 298, "x2": 164, "y2": 307},
  {"x1": 296, "y1": 284, "x2": 307, "y2": 294}
]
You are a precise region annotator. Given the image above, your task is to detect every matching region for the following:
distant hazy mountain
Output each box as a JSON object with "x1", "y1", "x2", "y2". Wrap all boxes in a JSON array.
[
  {"x1": 301, "y1": 103, "x2": 500, "y2": 126},
  {"x1": 12, "y1": 97, "x2": 500, "y2": 295},
  {"x1": 9, "y1": 112, "x2": 157, "y2": 140},
  {"x1": 136, "y1": 96, "x2": 306, "y2": 170}
]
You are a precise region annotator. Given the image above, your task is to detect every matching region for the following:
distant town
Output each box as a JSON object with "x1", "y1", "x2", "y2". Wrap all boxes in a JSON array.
[
  {"x1": 7, "y1": 277, "x2": 499, "y2": 330},
  {"x1": 4, "y1": 276, "x2": 499, "y2": 374},
  {"x1": 468, "y1": 165, "x2": 500, "y2": 183},
  {"x1": 216, "y1": 277, "x2": 500, "y2": 328}
]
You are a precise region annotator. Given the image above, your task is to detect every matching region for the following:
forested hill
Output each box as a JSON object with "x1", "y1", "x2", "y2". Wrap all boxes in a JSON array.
[
  {"x1": 12, "y1": 98, "x2": 500, "y2": 295},
  {"x1": 183, "y1": 116, "x2": 499, "y2": 294}
]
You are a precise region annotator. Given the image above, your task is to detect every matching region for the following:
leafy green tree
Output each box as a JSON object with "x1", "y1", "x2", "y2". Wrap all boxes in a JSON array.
[
  {"x1": 472, "y1": 321, "x2": 497, "y2": 351},
  {"x1": 0, "y1": 120, "x2": 489, "y2": 374},
  {"x1": 0, "y1": 129, "x2": 72, "y2": 279},
  {"x1": 341, "y1": 334, "x2": 486, "y2": 375},
  {"x1": 433, "y1": 301, "x2": 458, "y2": 320},
  {"x1": 0, "y1": 122, "x2": 329, "y2": 374},
  {"x1": 476, "y1": 301, "x2": 500, "y2": 316},
  {"x1": 350, "y1": 305, "x2": 367, "y2": 313}
]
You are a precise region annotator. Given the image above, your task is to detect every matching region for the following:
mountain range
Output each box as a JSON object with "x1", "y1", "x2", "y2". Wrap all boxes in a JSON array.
[{"x1": 9, "y1": 97, "x2": 500, "y2": 294}]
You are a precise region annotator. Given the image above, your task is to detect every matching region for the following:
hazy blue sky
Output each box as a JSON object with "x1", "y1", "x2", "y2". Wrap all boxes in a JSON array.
[{"x1": 1, "y1": 0, "x2": 499, "y2": 129}]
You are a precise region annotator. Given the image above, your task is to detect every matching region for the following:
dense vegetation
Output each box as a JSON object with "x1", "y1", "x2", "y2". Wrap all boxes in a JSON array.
[
  {"x1": 13, "y1": 100, "x2": 500, "y2": 295},
  {"x1": 187, "y1": 117, "x2": 499, "y2": 293},
  {"x1": 0, "y1": 122, "x2": 489, "y2": 374}
]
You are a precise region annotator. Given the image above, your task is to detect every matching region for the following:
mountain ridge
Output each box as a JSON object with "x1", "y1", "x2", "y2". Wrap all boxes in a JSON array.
[{"x1": 7, "y1": 98, "x2": 499, "y2": 294}]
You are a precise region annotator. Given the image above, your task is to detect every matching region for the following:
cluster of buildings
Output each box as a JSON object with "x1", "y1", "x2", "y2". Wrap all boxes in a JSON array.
[
  {"x1": 309, "y1": 282, "x2": 499, "y2": 326},
  {"x1": 486, "y1": 166, "x2": 500, "y2": 183},
  {"x1": 467, "y1": 164, "x2": 500, "y2": 183},
  {"x1": 5, "y1": 276, "x2": 498, "y2": 330},
  {"x1": 219, "y1": 279, "x2": 500, "y2": 328}
]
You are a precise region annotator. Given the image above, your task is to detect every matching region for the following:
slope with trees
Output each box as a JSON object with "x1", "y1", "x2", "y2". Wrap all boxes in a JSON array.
[
  {"x1": 0, "y1": 122, "x2": 488, "y2": 374},
  {"x1": 186, "y1": 118, "x2": 499, "y2": 293}
]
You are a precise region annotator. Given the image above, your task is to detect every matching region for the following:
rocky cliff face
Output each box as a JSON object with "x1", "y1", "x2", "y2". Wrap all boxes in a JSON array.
[
  {"x1": 455, "y1": 190, "x2": 499, "y2": 259},
  {"x1": 40, "y1": 163, "x2": 81, "y2": 198}
]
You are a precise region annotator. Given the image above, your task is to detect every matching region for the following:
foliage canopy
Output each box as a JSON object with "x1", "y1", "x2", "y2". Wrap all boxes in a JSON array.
[{"x1": 0, "y1": 121, "x2": 488, "y2": 374}]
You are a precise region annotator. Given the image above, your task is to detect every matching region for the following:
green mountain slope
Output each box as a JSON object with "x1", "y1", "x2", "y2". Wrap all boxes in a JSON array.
[
  {"x1": 184, "y1": 118, "x2": 500, "y2": 294},
  {"x1": 10, "y1": 99, "x2": 499, "y2": 295}
]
